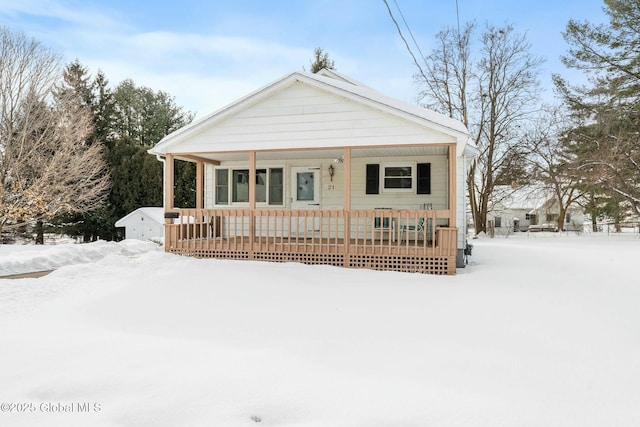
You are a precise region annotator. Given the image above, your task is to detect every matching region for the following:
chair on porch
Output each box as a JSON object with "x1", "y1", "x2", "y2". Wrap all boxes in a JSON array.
[
  {"x1": 372, "y1": 216, "x2": 395, "y2": 242},
  {"x1": 399, "y1": 217, "x2": 425, "y2": 243}
]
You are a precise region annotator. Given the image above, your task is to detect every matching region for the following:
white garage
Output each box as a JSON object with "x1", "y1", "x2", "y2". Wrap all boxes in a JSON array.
[{"x1": 115, "y1": 207, "x2": 164, "y2": 241}]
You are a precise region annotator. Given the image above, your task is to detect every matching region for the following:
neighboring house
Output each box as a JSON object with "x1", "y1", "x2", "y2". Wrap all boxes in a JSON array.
[
  {"x1": 115, "y1": 207, "x2": 164, "y2": 241},
  {"x1": 148, "y1": 69, "x2": 477, "y2": 275},
  {"x1": 488, "y1": 185, "x2": 585, "y2": 233}
]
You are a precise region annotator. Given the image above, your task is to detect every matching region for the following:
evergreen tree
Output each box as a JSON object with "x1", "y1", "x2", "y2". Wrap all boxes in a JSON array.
[
  {"x1": 308, "y1": 47, "x2": 335, "y2": 73},
  {"x1": 57, "y1": 64, "x2": 116, "y2": 241},
  {"x1": 105, "y1": 80, "x2": 194, "y2": 237},
  {"x1": 112, "y1": 80, "x2": 193, "y2": 146},
  {"x1": 58, "y1": 64, "x2": 194, "y2": 241},
  {"x1": 555, "y1": 0, "x2": 640, "y2": 216}
]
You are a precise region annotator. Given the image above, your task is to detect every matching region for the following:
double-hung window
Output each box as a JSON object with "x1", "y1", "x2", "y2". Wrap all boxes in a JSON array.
[
  {"x1": 366, "y1": 162, "x2": 431, "y2": 194},
  {"x1": 215, "y1": 167, "x2": 283, "y2": 205},
  {"x1": 383, "y1": 165, "x2": 413, "y2": 191}
]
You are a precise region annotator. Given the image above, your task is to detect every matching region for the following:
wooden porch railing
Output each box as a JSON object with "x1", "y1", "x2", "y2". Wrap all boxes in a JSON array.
[{"x1": 164, "y1": 208, "x2": 458, "y2": 274}]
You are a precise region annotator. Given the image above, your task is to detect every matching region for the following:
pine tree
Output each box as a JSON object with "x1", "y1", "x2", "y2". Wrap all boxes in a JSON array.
[
  {"x1": 555, "y1": 0, "x2": 640, "y2": 216},
  {"x1": 309, "y1": 47, "x2": 335, "y2": 73}
]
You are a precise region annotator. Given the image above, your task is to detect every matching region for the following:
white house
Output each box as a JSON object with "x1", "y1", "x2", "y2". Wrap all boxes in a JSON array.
[
  {"x1": 488, "y1": 185, "x2": 585, "y2": 233},
  {"x1": 148, "y1": 69, "x2": 477, "y2": 274},
  {"x1": 115, "y1": 207, "x2": 164, "y2": 241}
]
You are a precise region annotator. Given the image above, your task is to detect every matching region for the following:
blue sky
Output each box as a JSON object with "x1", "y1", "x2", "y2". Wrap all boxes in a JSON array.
[{"x1": 0, "y1": 0, "x2": 608, "y2": 119}]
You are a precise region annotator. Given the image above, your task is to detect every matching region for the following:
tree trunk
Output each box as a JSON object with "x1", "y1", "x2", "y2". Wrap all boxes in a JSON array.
[
  {"x1": 467, "y1": 166, "x2": 482, "y2": 234},
  {"x1": 591, "y1": 216, "x2": 598, "y2": 233},
  {"x1": 557, "y1": 208, "x2": 566, "y2": 232},
  {"x1": 35, "y1": 220, "x2": 44, "y2": 244}
]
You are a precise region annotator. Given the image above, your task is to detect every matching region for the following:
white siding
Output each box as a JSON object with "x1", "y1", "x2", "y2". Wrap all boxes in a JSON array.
[
  {"x1": 348, "y1": 156, "x2": 448, "y2": 210},
  {"x1": 172, "y1": 83, "x2": 456, "y2": 153},
  {"x1": 456, "y1": 154, "x2": 467, "y2": 248},
  {"x1": 203, "y1": 154, "x2": 449, "y2": 210}
]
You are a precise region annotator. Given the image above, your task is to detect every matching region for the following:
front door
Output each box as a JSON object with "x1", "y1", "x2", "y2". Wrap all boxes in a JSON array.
[
  {"x1": 290, "y1": 167, "x2": 321, "y2": 236},
  {"x1": 291, "y1": 167, "x2": 320, "y2": 209}
]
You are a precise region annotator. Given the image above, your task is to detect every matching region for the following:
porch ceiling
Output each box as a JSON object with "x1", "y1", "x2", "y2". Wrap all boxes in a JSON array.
[{"x1": 177, "y1": 145, "x2": 449, "y2": 162}]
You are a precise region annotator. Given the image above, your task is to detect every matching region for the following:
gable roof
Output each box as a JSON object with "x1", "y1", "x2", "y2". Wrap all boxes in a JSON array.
[
  {"x1": 115, "y1": 207, "x2": 164, "y2": 227},
  {"x1": 492, "y1": 186, "x2": 552, "y2": 211},
  {"x1": 492, "y1": 185, "x2": 583, "y2": 215},
  {"x1": 149, "y1": 70, "x2": 471, "y2": 157},
  {"x1": 314, "y1": 68, "x2": 371, "y2": 88}
]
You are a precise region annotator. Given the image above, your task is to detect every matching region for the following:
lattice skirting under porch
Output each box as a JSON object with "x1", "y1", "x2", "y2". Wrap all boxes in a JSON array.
[
  {"x1": 348, "y1": 254, "x2": 454, "y2": 275},
  {"x1": 167, "y1": 248, "x2": 455, "y2": 275}
]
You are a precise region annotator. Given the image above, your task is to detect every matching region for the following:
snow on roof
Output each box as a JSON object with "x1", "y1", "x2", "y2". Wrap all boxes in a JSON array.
[
  {"x1": 314, "y1": 67, "x2": 372, "y2": 88},
  {"x1": 149, "y1": 70, "x2": 471, "y2": 156},
  {"x1": 115, "y1": 207, "x2": 164, "y2": 227},
  {"x1": 491, "y1": 185, "x2": 553, "y2": 211}
]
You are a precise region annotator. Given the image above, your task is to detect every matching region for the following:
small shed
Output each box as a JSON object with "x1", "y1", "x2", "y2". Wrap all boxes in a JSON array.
[{"x1": 115, "y1": 207, "x2": 164, "y2": 240}]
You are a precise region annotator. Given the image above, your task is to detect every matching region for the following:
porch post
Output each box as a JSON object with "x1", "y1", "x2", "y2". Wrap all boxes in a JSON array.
[
  {"x1": 163, "y1": 154, "x2": 175, "y2": 253},
  {"x1": 248, "y1": 151, "x2": 256, "y2": 257},
  {"x1": 164, "y1": 154, "x2": 175, "y2": 211},
  {"x1": 343, "y1": 148, "x2": 351, "y2": 210},
  {"x1": 195, "y1": 160, "x2": 204, "y2": 209},
  {"x1": 343, "y1": 147, "x2": 351, "y2": 267},
  {"x1": 448, "y1": 144, "x2": 457, "y2": 228},
  {"x1": 248, "y1": 151, "x2": 256, "y2": 209}
]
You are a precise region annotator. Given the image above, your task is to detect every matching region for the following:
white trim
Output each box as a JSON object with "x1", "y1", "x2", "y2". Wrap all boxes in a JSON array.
[
  {"x1": 213, "y1": 165, "x2": 285, "y2": 207},
  {"x1": 381, "y1": 162, "x2": 416, "y2": 193},
  {"x1": 290, "y1": 166, "x2": 321, "y2": 209}
]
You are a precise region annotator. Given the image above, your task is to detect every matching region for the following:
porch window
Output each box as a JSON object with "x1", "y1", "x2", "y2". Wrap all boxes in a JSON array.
[
  {"x1": 215, "y1": 168, "x2": 229, "y2": 204},
  {"x1": 366, "y1": 162, "x2": 430, "y2": 194},
  {"x1": 268, "y1": 168, "x2": 284, "y2": 205},
  {"x1": 232, "y1": 170, "x2": 249, "y2": 202},
  {"x1": 255, "y1": 169, "x2": 267, "y2": 203},
  {"x1": 216, "y1": 167, "x2": 283, "y2": 205},
  {"x1": 382, "y1": 164, "x2": 414, "y2": 192}
]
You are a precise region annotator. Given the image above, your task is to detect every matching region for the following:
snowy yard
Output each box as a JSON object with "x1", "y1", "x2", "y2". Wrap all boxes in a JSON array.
[{"x1": 0, "y1": 234, "x2": 639, "y2": 426}]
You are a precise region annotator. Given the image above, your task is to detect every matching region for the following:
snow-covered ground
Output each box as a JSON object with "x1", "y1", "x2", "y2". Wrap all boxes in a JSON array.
[{"x1": 0, "y1": 234, "x2": 639, "y2": 426}]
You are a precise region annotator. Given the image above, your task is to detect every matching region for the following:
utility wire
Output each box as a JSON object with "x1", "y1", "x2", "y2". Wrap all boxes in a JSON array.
[
  {"x1": 382, "y1": 0, "x2": 428, "y2": 81},
  {"x1": 456, "y1": 0, "x2": 461, "y2": 35},
  {"x1": 392, "y1": 0, "x2": 428, "y2": 67}
]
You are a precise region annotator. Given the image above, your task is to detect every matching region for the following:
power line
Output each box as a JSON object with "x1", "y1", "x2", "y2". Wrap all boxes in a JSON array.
[
  {"x1": 456, "y1": 0, "x2": 461, "y2": 35},
  {"x1": 392, "y1": 0, "x2": 428, "y2": 68},
  {"x1": 382, "y1": 0, "x2": 428, "y2": 81}
]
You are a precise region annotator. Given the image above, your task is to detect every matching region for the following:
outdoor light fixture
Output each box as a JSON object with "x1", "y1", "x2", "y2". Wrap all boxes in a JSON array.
[{"x1": 328, "y1": 164, "x2": 335, "y2": 181}]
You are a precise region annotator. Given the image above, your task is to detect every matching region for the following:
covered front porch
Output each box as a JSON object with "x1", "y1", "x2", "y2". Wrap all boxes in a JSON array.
[
  {"x1": 161, "y1": 144, "x2": 460, "y2": 275},
  {"x1": 164, "y1": 207, "x2": 457, "y2": 274}
]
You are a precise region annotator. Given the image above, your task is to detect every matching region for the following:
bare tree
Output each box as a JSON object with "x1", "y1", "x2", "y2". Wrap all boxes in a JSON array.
[
  {"x1": 417, "y1": 23, "x2": 543, "y2": 234},
  {"x1": 523, "y1": 108, "x2": 584, "y2": 231},
  {"x1": 0, "y1": 27, "x2": 110, "y2": 239}
]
